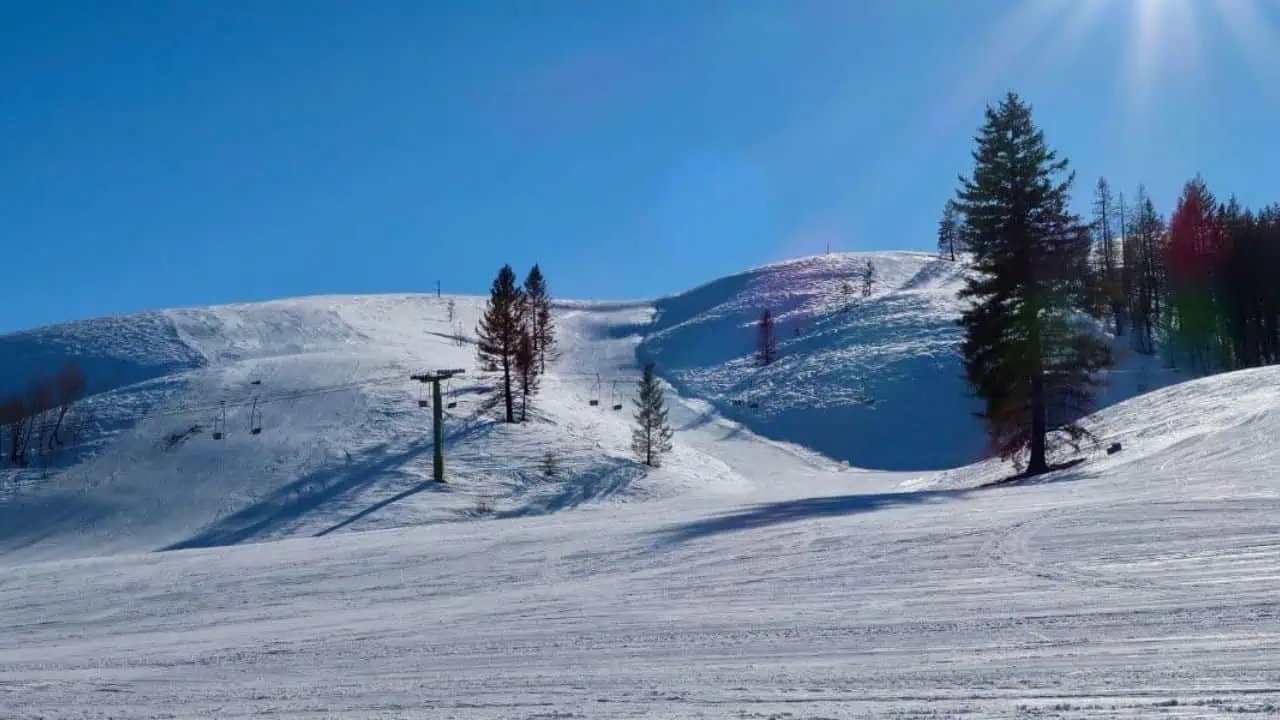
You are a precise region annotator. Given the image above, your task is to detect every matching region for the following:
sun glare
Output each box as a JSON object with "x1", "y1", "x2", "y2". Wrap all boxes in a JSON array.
[{"x1": 939, "y1": 0, "x2": 1279, "y2": 139}]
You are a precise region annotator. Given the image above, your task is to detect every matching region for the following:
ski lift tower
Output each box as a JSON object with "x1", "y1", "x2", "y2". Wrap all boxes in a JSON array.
[{"x1": 411, "y1": 368, "x2": 466, "y2": 483}]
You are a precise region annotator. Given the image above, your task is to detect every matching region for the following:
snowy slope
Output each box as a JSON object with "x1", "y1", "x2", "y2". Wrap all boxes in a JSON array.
[
  {"x1": 0, "y1": 294, "x2": 745, "y2": 563},
  {"x1": 639, "y1": 252, "x2": 985, "y2": 471},
  {"x1": 0, "y1": 252, "x2": 1182, "y2": 563},
  {"x1": 9, "y1": 252, "x2": 1279, "y2": 717},
  {"x1": 3, "y1": 356, "x2": 1280, "y2": 717}
]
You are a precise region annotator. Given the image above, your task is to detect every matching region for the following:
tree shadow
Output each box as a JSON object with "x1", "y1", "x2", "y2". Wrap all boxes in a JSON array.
[
  {"x1": 162, "y1": 419, "x2": 495, "y2": 551},
  {"x1": 425, "y1": 330, "x2": 475, "y2": 346},
  {"x1": 979, "y1": 458, "x2": 1091, "y2": 489},
  {"x1": 655, "y1": 489, "x2": 968, "y2": 545},
  {"x1": 0, "y1": 492, "x2": 118, "y2": 553},
  {"x1": 499, "y1": 457, "x2": 646, "y2": 518},
  {"x1": 676, "y1": 407, "x2": 718, "y2": 431}
]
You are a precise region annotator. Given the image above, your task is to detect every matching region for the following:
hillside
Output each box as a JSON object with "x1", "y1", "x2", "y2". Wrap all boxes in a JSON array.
[
  {"x1": 4, "y1": 351, "x2": 1280, "y2": 716},
  {"x1": 0, "y1": 251, "x2": 1180, "y2": 562},
  {"x1": 0, "y1": 294, "x2": 747, "y2": 562},
  {"x1": 4, "y1": 252, "x2": 1280, "y2": 716},
  {"x1": 641, "y1": 251, "x2": 1176, "y2": 471}
]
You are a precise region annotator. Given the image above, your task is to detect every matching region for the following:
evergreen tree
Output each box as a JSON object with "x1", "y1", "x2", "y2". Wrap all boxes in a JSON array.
[
  {"x1": 756, "y1": 309, "x2": 778, "y2": 366},
  {"x1": 476, "y1": 265, "x2": 524, "y2": 423},
  {"x1": 840, "y1": 280, "x2": 854, "y2": 311},
  {"x1": 861, "y1": 259, "x2": 876, "y2": 297},
  {"x1": 1164, "y1": 176, "x2": 1225, "y2": 374},
  {"x1": 631, "y1": 362, "x2": 674, "y2": 468},
  {"x1": 937, "y1": 200, "x2": 962, "y2": 261},
  {"x1": 523, "y1": 264, "x2": 557, "y2": 373},
  {"x1": 514, "y1": 318, "x2": 539, "y2": 422},
  {"x1": 954, "y1": 93, "x2": 1113, "y2": 475}
]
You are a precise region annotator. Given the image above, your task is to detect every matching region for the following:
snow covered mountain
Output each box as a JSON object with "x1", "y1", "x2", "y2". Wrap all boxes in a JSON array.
[
  {"x1": 0, "y1": 251, "x2": 1176, "y2": 561},
  {"x1": 4, "y1": 251, "x2": 1278, "y2": 717}
]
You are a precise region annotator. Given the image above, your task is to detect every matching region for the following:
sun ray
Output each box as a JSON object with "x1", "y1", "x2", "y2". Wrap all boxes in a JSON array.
[
  {"x1": 926, "y1": 0, "x2": 1072, "y2": 139},
  {"x1": 1212, "y1": 0, "x2": 1280, "y2": 101},
  {"x1": 1028, "y1": 0, "x2": 1111, "y2": 77},
  {"x1": 1116, "y1": 0, "x2": 1205, "y2": 157}
]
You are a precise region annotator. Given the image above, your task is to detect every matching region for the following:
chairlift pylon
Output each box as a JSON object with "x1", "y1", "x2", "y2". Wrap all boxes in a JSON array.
[{"x1": 212, "y1": 401, "x2": 226, "y2": 440}]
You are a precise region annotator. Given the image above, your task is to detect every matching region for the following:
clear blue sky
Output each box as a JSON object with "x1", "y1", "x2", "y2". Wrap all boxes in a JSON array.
[{"x1": 3, "y1": 0, "x2": 1277, "y2": 331}]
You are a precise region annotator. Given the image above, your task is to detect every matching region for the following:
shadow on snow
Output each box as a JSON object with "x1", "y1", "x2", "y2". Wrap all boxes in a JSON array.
[
  {"x1": 499, "y1": 457, "x2": 647, "y2": 518},
  {"x1": 655, "y1": 489, "x2": 967, "y2": 545},
  {"x1": 162, "y1": 420, "x2": 495, "y2": 551}
]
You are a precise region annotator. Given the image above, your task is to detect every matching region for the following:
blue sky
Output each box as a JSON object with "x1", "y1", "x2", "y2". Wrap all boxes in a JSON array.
[{"x1": 3, "y1": 0, "x2": 1278, "y2": 331}]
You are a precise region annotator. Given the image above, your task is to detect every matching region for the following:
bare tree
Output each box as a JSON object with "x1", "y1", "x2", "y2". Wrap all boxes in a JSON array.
[
  {"x1": 28, "y1": 379, "x2": 53, "y2": 465},
  {"x1": 861, "y1": 259, "x2": 876, "y2": 297},
  {"x1": 48, "y1": 362, "x2": 86, "y2": 451},
  {"x1": 0, "y1": 396, "x2": 26, "y2": 466},
  {"x1": 446, "y1": 297, "x2": 457, "y2": 324}
]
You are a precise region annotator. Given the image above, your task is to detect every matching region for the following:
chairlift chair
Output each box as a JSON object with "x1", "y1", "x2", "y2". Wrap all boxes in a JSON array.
[
  {"x1": 610, "y1": 381, "x2": 623, "y2": 411},
  {"x1": 417, "y1": 382, "x2": 429, "y2": 408},
  {"x1": 445, "y1": 378, "x2": 458, "y2": 409},
  {"x1": 589, "y1": 373, "x2": 602, "y2": 407}
]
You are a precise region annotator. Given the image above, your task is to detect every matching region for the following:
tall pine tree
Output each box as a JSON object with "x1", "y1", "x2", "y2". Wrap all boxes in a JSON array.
[
  {"x1": 631, "y1": 362, "x2": 674, "y2": 468},
  {"x1": 476, "y1": 265, "x2": 524, "y2": 423},
  {"x1": 938, "y1": 200, "x2": 962, "y2": 261},
  {"x1": 955, "y1": 93, "x2": 1113, "y2": 475},
  {"x1": 523, "y1": 264, "x2": 557, "y2": 373},
  {"x1": 514, "y1": 320, "x2": 539, "y2": 422}
]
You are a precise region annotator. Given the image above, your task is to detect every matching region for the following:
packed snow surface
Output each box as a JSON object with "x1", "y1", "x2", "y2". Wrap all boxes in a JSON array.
[{"x1": 1, "y1": 252, "x2": 1277, "y2": 718}]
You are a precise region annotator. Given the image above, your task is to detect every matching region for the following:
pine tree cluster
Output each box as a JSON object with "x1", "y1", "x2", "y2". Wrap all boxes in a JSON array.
[{"x1": 475, "y1": 264, "x2": 556, "y2": 423}]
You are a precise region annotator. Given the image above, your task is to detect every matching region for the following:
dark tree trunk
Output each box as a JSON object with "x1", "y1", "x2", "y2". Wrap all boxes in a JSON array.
[
  {"x1": 49, "y1": 405, "x2": 68, "y2": 451},
  {"x1": 1028, "y1": 369, "x2": 1048, "y2": 475},
  {"x1": 502, "y1": 358, "x2": 514, "y2": 423}
]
